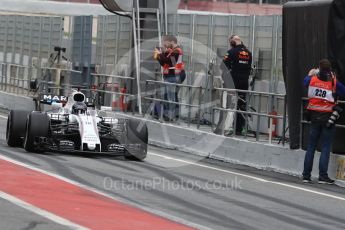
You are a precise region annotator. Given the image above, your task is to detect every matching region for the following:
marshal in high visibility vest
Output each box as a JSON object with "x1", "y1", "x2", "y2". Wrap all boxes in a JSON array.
[
  {"x1": 153, "y1": 35, "x2": 186, "y2": 121},
  {"x1": 302, "y1": 59, "x2": 345, "y2": 184}
]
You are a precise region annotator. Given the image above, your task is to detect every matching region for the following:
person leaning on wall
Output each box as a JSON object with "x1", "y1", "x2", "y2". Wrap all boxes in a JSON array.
[
  {"x1": 302, "y1": 59, "x2": 345, "y2": 184},
  {"x1": 223, "y1": 35, "x2": 252, "y2": 135}
]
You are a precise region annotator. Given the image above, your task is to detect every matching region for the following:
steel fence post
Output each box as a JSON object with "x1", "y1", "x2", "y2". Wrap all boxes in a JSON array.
[
  {"x1": 188, "y1": 85, "x2": 192, "y2": 127},
  {"x1": 197, "y1": 86, "x2": 202, "y2": 129},
  {"x1": 220, "y1": 90, "x2": 226, "y2": 136},
  {"x1": 233, "y1": 90, "x2": 238, "y2": 137},
  {"x1": 159, "y1": 81, "x2": 164, "y2": 122},
  {"x1": 299, "y1": 99, "x2": 304, "y2": 149},
  {"x1": 282, "y1": 94, "x2": 287, "y2": 146},
  {"x1": 211, "y1": 87, "x2": 215, "y2": 131},
  {"x1": 244, "y1": 91, "x2": 249, "y2": 139},
  {"x1": 256, "y1": 94, "x2": 262, "y2": 142}
]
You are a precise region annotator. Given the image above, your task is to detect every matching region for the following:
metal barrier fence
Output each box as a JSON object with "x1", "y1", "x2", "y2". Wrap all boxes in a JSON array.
[
  {"x1": 96, "y1": 13, "x2": 284, "y2": 91},
  {"x1": 143, "y1": 79, "x2": 288, "y2": 145},
  {"x1": 91, "y1": 73, "x2": 136, "y2": 113},
  {"x1": 0, "y1": 63, "x2": 137, "y2": 111},
  {"x1": 0, "y1": 15, "x2": 64, "y2": 66},
  {"x1": 38, "y1": 67, "x2": 83, "y2": 97},
  {"x1": 0, "y1": 13, "x2": 285, "y2": 106},
  {"x1": 144, "y1": 80, "x2": 203, "y2": 128},
  {"x1": 213, "y1": 88, "x2": 287, "y2": 144},
  {"x1": 0, "y1": 11, "x2": 288, "y2": 146},
  {"x1": 93, "y1": 12, "x2": 286, "y2": 132},
  {"x1": 0, "y1": 63, "x2": 36, "y2": 96},
  {"x1": 0, "y1": 60, "x2": 288, "y2": 145},
  {"x1": 39, "y1": 72, "x2": 137, "y2": 112}
]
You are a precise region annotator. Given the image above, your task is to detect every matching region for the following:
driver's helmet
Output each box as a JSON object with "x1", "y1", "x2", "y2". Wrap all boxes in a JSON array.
[{"x1": 72, "y1": 102, "x2": 87, "y2": 115}]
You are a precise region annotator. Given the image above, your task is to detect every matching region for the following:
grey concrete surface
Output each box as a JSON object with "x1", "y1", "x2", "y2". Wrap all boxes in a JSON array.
[
  {"x1": 109, "y1": 112, "x2": 345, "y2": 186},
  {"x1": 0, "y1": 198, "x2": 67, "y2": 230},
  {"x1": 0, "y1": 91, "x2": 36, "y2": 111},
  {"x1": 0, "y1": 116, "x2": 345, "y2": 230}
]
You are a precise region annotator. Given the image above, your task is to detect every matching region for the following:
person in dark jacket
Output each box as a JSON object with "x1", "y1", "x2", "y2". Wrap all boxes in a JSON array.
[
  {"x1": 302, "y1": 59, "x2": 345, "y2": 184},
  {"x1": 223, "y1": 35, "x2": 252, "y2": 135}
]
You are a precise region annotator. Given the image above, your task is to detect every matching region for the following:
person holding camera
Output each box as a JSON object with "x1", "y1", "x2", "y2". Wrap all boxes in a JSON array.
[
  {"x1": 154, "y1": 35, "x2": 185, "y2": 121},
  {"x1": 302, "y1": 59, "x2": 345, "y2": 184}
]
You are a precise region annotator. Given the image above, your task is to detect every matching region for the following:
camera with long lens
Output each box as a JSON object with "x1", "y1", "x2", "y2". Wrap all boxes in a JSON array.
[
  {"x1": 326, "y1": 105, "x2": 343, "y2": 128},
  {"x1": 153, "y1": 46, "x2": 162, "y2": 60},
  {"x1": 54, "y1": 46, "x2": 66, "y2": 53}
]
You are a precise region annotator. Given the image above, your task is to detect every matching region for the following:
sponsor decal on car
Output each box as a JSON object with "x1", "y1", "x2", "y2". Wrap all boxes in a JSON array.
[{"x1": 42, "y1": 95, "x2": 68, "y2": 103}]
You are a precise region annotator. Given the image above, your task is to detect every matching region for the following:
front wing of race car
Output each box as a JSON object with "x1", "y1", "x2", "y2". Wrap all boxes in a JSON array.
[
  {"x1": 34, "y1": 137, "x2": 142, "y2": 156},
  {"x1": 35, "y1": 115, "x2": 145, "y2": 157}
]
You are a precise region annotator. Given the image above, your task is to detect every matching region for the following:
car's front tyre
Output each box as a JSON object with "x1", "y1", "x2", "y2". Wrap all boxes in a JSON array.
[
  {"x1": 125, "y1": 119, "x2": 148, "y2": 161},
  {"x1": 6, "y1": 110, "x2": 30, "y2": 147},
  {"x1": 24, "y1": 112, "x2": 50, "y2": 153}
]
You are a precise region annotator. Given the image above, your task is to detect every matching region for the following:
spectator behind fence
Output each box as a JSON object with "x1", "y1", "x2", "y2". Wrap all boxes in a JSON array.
[
  {"x1": 223, "y1": 35, "x2": 252, "y2": 135},
  {"x1": 302, "y1": 59, "x2": 345, "y2": 184},
  {"x1": 154, "y1": 35, "x2": 185, "y2": 121}
]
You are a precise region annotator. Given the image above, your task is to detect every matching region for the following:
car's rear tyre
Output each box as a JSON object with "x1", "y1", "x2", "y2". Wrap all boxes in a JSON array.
[
  {"x1": 125, "y1": 119, "x2": 148, "y2": 161},
  {"x1": 24, "y1": 112, "x2": 50, "y2": 153},
  {"x1": 6, "y1": 110, "x2": 30, "y2": 147}
]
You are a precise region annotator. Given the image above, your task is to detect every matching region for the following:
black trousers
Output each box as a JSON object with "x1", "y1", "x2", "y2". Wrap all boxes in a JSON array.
[
  {"x1": 214, "y1": 71, "x2": 249, "y2": 134},
  {"x1": 233, "y1": 73, "x2": 249, "y2": 133},
  {"x1": 236, "y1": 92, "x2": 247, "y2": 132}
]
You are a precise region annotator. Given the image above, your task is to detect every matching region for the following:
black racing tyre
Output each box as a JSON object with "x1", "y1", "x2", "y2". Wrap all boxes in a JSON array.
[
  {"x1": 24, "y1": 112, "x2": 50, "y2": 153},
  {"x1": 125, "y1": 119, "x2": 148, "y2": 161},
  {"x1": 6, "y1": 110, "x2": 30, "y2": 147}
]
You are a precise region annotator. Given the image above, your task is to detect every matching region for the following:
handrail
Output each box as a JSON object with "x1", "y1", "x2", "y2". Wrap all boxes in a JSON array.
[
  {"x1": 2, "y1": 63, "x2": 82, "y2": 74},
  {"x1": 214, "y1": 87, "x2": 286, "y2": 97},
  {"x1": 91, "y1": 73, "x2": 135, "y2": 80},
  {"x1": 146, "y1": 79, "x2": 202, "y2": 88},
  {"x1": 38, "y1": 67, "x2": 82, "y2": 74},
  {"x1": 144, "y1": 97, "x2": 200, "y2": 107},
  {"x1": 4, "y1": 63, "x2": 28, "y2": 68},
  {"x1": 213, "y1": 107, "x2": 284, "y2": 119}
]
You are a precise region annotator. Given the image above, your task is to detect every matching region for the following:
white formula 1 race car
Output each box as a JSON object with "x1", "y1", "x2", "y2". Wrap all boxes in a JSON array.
[{"x1": 6, "y1": 91, "x2": 148, "y2": 160}]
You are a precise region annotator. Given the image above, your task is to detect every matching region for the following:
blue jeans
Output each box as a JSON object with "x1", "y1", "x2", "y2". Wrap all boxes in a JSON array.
[
  {"x1": 163, "y1": 75, "x2": 179, "y2": 120},
  {"x1": 302, "y1": 122, "x2": 335, "y2": 178}
]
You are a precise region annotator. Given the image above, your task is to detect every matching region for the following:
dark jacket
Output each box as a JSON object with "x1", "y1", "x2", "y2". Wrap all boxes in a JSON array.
[
  {"x1": 157, "y1": 46, "x2": 183, "y2": 76},
  {"x1": 223, "y1": 44, "x2": 252, "y2": 76}
]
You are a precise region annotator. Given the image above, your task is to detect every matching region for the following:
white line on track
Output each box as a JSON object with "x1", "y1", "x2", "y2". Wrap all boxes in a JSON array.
[
  {"x1": 148, "y1": 152, "x2": 345, "y2": 202},
  {"x1": 0, "y1": 116, "x2": 344, "y2": 208},
  {"x1": 0, "y1": 191, "x2": 88, "y2": 230},
  {"x1": 0, "y1": 112, "x2": 209, "y2": 229},
  {"x1": 0, "y1": 114, "x2": 7, "y2": 119},
  {"x1": 0, "y1": 154, "x2": 209, "y2": 230}
]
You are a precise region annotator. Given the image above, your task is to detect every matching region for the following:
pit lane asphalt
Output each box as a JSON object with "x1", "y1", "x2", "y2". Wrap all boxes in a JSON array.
[{"x1": 0, "y1": 115, "x2": 345, "y2": 230}]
